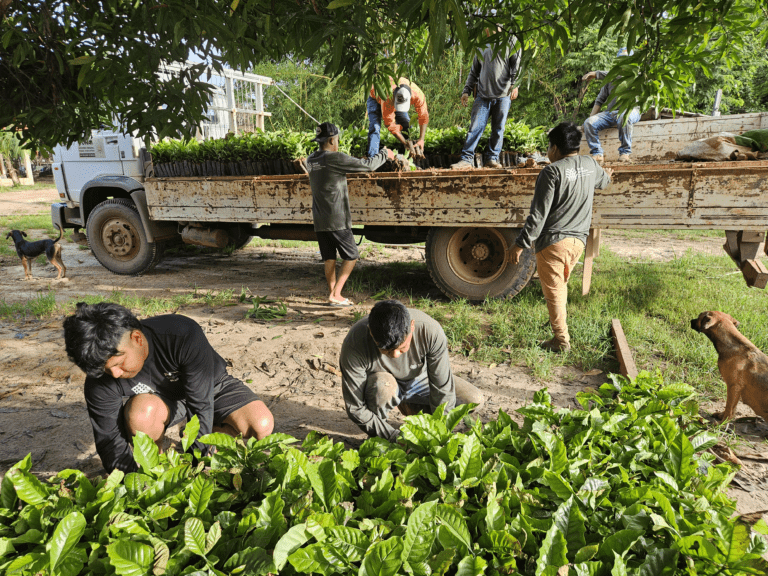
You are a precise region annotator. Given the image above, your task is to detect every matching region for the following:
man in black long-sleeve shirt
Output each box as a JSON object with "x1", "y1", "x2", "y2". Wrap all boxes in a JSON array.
[{"x1": 64, "y1": 302, "x2": 274, "y2": 472}]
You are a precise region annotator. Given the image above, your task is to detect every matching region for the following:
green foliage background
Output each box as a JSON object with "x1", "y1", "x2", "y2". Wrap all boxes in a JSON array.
[{"x1": 254, "y1": 24, "x2": 768, "y2": 134}]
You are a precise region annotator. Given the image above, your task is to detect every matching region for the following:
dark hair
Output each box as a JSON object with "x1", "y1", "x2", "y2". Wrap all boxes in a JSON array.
[
  {"x1": 368, "y1": 300, "x2": 411, "y2": 350},
  {"x1": 63, "y1": 302, "x2": 143, "y2": 378},
  {"x1": 548, "y1": 121, "x2": 582, "y2": 155}
]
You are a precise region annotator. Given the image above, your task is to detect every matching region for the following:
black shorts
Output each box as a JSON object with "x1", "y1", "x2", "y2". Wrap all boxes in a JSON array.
[
  {"x1": 121, "y1": 374, "x2": 259, "y2": 433},
  {"x1": 316, "y1": 229, "x2": 359, "y2": 261}
]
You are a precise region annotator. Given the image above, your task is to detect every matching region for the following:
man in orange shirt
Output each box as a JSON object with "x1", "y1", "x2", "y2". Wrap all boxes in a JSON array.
[{"x1": 366, "y1": 77, "x2": 429, "y2": 157}]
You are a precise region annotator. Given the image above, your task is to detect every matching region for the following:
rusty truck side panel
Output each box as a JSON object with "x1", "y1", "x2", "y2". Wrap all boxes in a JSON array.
[{"x1": 145, "y1": 160, "x2": 768, "y2": 231}]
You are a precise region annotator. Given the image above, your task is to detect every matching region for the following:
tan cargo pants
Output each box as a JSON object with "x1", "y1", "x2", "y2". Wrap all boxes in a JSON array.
[{"x1": 535, "y1": 237, "x2": 584, "y2": 346}]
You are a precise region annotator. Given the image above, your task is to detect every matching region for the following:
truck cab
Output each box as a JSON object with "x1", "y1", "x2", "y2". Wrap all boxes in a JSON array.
[{"x1": 50, "y1": 129, "x2": 177, "y2": 276}]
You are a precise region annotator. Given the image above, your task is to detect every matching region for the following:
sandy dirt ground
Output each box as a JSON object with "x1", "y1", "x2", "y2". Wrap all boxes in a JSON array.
[{"x1": 1, "y1": 187, "x2": 766, "y2": 522}]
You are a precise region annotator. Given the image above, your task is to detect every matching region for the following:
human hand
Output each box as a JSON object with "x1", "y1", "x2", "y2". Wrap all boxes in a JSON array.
[
  {"x1": 604, "y1": 167, "x2": 614, "y2": 180},
  {"x1": 581, "y1": 71, "x2": 597, "y2": 82},
  {"x1": 385, "y1": 147, "x2": 395, "y2": 160},
  {"x1": 415, "y1": 138, "x2": 425, "y2": 150},
  {"x1": 461, "y1": 93, "x2": 469, "y2": 107},
  {"x1": 509, "y1": 245, "x2": 523, "y2": 264},
  {"x1": 510, "y1": 87, "x2": 519, "y2": 100}
]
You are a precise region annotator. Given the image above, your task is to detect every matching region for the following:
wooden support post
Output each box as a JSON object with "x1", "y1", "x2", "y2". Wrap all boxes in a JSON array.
[
  {"x1": 611, "y1": 319, "x2": 638, "y2": 380},
  {"x1": 723, "y1": 230, "x2": 739, "y2": 262},
  {"x1": 741, "y1": 259, "x2": 768, "y2": 289},
  {"x1": 582, "y1": 228, "x2": 600, "y2": 296}
]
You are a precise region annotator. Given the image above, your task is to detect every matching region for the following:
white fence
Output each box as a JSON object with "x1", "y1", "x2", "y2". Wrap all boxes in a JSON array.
[{"x1": 159, "y1": 62, "x2": 273, "y2": 139}]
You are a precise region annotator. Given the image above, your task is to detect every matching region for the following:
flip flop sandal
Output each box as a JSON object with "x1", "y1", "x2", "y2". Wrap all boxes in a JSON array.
[{"x1": 329, "y1": 298, "x2": 354, "y2": 307}]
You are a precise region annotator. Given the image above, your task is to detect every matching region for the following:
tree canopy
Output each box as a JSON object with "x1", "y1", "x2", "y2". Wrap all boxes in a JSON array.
[{"x1": 2, "y1": 0, "x2": 765, "y2": 151}]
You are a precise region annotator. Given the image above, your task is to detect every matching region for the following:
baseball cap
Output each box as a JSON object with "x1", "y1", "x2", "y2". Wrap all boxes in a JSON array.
[
  {"x1": 393, "y1": 85, "x2": 412, "y2": 113},
  {"x1": 313, "y1": 122, "x2": 339, "y2": 142}
]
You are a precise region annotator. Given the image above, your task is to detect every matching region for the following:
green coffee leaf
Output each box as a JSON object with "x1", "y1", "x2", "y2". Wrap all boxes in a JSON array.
[
  {"x1": 535, "y1": 523, "x2": 568, "y2": 576},
  {"x1": 637, "y1": 548, "x2": 678, "y2": 576},
  {"x1": 274, "y1": 523, "x2": 312, "y2": 570},
  {"x1": 198, "y1": 432, "x2": 236, "y2": 450},
  {"x1": 666, "y1": 430, "x2": 694, "y2": 485},
  {"x1": 49, "y1": 511, "x2": 86, "y2": 573},
  {"x1": 184, "y1": 517, "x2": 207, "y2": 557},
  {"x1": 359, "y1": 536, "x2": 404, "y2": 576},
  {"x1": 151, "y1": 539, "x2": 169, "y2": 576},
  {"x1": 485, "y1": 496, "x2": 505, "y2": 532},
  {"x1": 307, "y1": 459, "x2": 338, "y2": 509},
  {"x1": 436, "y1": 505, "x2": 471, "y2": 556},
  {"x1": 574, "y1": 544, "x2": 599, "y2": 563},
  {"x1": 552, "y1": 497, "x2": 586, "y2": 558},
  {"x1": 106, "y1": 540, "x2": 154, "y2": 576},
  {"x1": 446, "y1": 403, "x2": 473, "y2": 431},
  {"x1": 402, "y1": 501, "x2": 437, "y2": 565},
  {"x1": 458, "y1": 434, "x2": 482, "y2": 481},
  {"x1": 189, "y1": 475, "x2": 213, "y2": 516},
  {"x1": 133, "y1": 432, "x2": 160, "y2": 474},
  {"x1": 456, "y1": 555, "x2": 487, "y2": 576},
  {"x1": 326, "y1": 526, "x2": 370, "y2": 563},
  {"x1": 597, "y1": 529, "x2": 643, "y2": 561},
  {"x1": 223, "y1": 547, "x2": 276, "y2": 575},
  {"x1": 205, "y1": 521, "x2": 221, "y2": 553},
  {"x1": 181, "y1": 415, "x2": 200, "y2": 453},
  {"x1": 8, "y1": 468, "x2": 50, "y2": 505}
]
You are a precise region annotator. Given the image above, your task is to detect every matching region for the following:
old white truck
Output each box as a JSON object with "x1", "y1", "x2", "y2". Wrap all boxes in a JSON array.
[{"x1": 51, "y1": 111, "x2": 768, "y2": 302}]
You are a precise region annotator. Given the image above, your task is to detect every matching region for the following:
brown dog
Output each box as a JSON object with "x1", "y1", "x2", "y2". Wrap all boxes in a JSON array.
[{"x1": 691, "y1": 311, "x2": 768, "y2": 422}]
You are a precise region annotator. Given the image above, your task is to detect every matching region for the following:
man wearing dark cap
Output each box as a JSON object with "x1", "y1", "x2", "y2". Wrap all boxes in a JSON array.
[{"x1": 307, "y1": 122, "x2": 393, "y2": 306}]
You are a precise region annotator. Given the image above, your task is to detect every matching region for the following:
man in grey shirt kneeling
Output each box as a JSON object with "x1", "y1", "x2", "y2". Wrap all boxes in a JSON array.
[{"x1": 340, "y1": 300, "x2": 484, "y2": 441}]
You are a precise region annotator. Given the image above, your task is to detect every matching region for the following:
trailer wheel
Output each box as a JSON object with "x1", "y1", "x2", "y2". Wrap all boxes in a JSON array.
[
  {"x1": 86, "y1": 198, "x2": 164, "y2": 275},
  {"x1": 425, "y1": 226, "x2": 535, "y2": 302}
]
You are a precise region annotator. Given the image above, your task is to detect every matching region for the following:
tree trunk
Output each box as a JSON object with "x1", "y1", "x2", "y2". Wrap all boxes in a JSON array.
[{"x1": 4, "y1": 156, "x2": 19, "y2": 185}]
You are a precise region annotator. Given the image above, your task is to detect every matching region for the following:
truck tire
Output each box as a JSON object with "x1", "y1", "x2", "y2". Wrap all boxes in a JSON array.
[
  {"x1": 86, "y1": 198, "x2": 164, "y2": 275},
  {"x1": 425, "y1": 226, "x2": 536, "y2": 302}
]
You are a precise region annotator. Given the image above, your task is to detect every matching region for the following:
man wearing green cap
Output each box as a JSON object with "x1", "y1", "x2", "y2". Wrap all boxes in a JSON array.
[{"x1": 307, "y1": 122, "x2": 394, "y2": 306}]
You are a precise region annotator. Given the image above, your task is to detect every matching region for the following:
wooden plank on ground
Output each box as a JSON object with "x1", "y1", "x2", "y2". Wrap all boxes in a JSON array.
[
  {"x1": 611, "y1": 319, "x2": 638, "y2": 379},
  {"x1": 582, "y1": 228, "x2": 600, "y2": 296}
]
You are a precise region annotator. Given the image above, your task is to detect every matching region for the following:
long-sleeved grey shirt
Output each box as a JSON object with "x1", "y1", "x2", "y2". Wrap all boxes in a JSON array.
[
  {"x1": 593, "y1": 70, "x2": 618, "y2": 111},
  {"x1": 84, "y1": 315, "x2": 227, "y2": 472},
  {"x1": 340, "y1": 308, "x2": 456, "y2": 441},
  {"x1": 307, "y1": 149, "x2": 388, "y2": 232},
  {"x1": 462, "y1": 39, "x2": 522, "y2": 100},
  {"x1": 515, "y1": 155, "x2": 611, "y2": 253}
]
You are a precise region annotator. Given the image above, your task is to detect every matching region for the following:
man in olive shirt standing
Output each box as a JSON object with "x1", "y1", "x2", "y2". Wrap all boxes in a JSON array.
[
  {"x1": 308, "y1": 122, "x2": 393, "y2": 306},
  {"x1": 509, "y1": 122, "x2": 613, "y2": 352},
  {"x1": 340, "y1": 300, "x2": 484, "y2": 441}
]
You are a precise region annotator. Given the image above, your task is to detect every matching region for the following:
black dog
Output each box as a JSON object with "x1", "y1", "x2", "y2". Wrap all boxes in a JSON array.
[{"x1": 6, "y1": 225, "x2": 67, "y2": 280}]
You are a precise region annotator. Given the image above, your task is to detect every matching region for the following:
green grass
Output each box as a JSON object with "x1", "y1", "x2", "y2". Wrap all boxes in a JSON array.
[
  {"x1": 0, "y1": 292, "x2": 58, "y2": 320},
  {"x1": 0, "y1": 181, "x2": 56, "y2": 192},
  {"x1": 0, "y1": 288, "x2": 245, "y2": 322},
  {"x1": 338, "y1": 246, "x2": 766, "y2": 402},
  {"x1": 604, "y1": 228, "x2": 723, "y2": 240}
]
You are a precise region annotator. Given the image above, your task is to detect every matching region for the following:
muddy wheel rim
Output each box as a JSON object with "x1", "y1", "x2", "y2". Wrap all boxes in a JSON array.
[
  {"x1": 446, "y1": 227, "x2": 508, "y2": 285},
  {"x1": 100, "y1": 218, "x2": 139, "y2": 261}
]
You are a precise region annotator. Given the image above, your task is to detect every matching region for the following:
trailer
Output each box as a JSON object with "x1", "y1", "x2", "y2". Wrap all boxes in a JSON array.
[{"x1": 51, "y1": 112, "x2": 768, "y2": 301}]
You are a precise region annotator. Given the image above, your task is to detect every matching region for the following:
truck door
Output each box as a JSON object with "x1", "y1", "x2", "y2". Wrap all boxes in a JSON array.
[{"x1": 57, "y1": 132, "x2": 125, "y2": 198}]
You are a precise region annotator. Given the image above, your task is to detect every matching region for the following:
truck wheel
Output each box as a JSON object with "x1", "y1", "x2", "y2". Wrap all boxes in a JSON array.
[
  {"x1": 86, "y1": 198, "x2": 164, "y2": 275},
  {"x1": 425, "y1": 227, "x2": 535, "y2": 302}
]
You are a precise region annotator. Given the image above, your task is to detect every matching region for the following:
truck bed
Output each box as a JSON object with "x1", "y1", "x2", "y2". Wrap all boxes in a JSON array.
[{"x1": 145, "y1": 160, "x2": 768, "y2": 231}]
